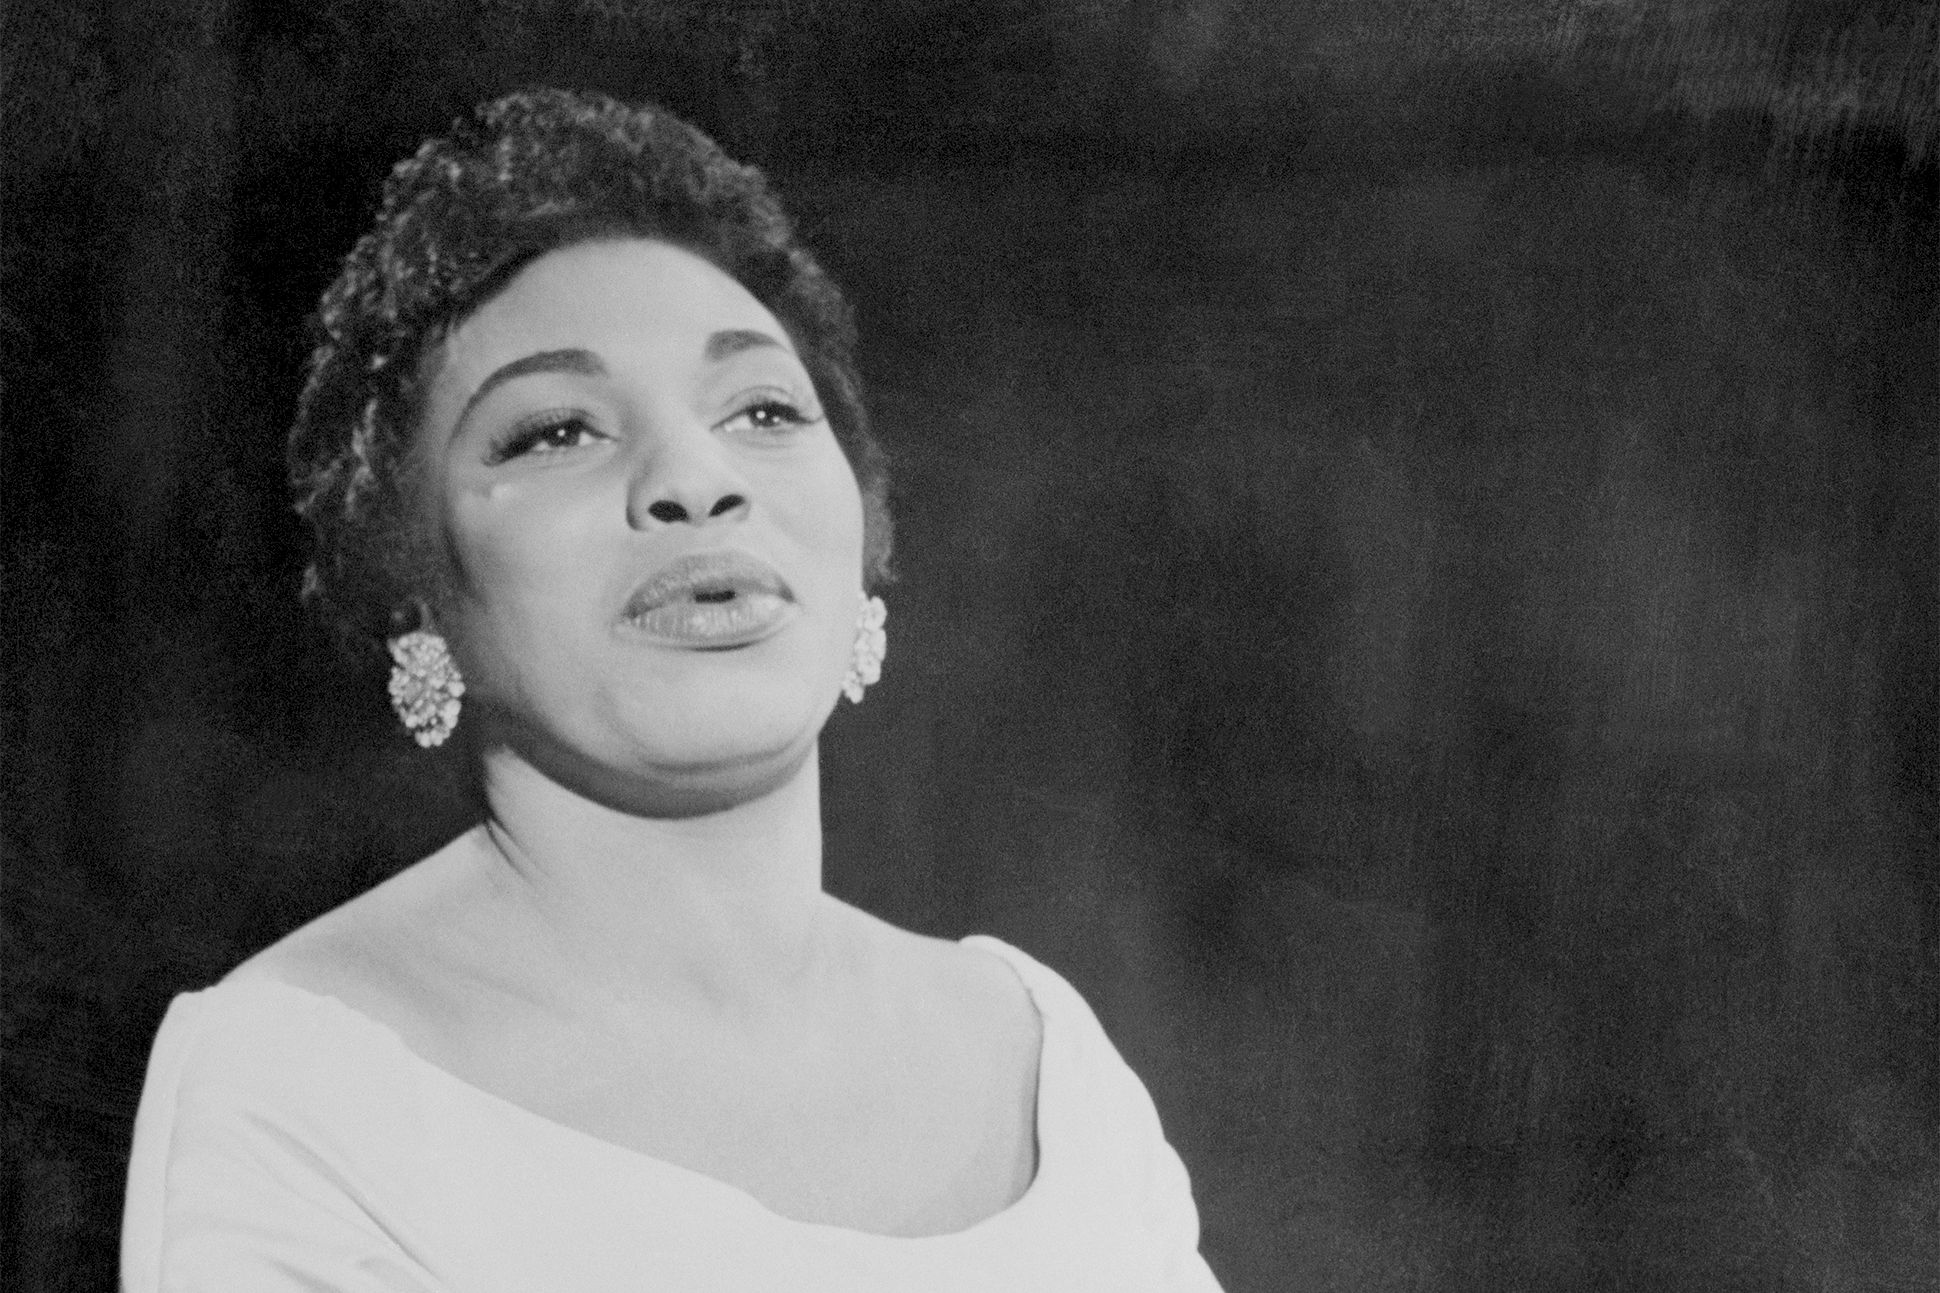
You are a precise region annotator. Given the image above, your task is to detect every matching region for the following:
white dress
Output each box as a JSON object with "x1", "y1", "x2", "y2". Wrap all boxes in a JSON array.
[{"x1": 122, "y1": 935, "x2": 1224, "y2": 1291}]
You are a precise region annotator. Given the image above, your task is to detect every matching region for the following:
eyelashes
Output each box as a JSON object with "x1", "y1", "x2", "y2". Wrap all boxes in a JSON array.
[
  {"x1": 486, "y1": 412, "x2": 601, "y2": 464},
  {"x1": 723, "y1": 398, "x2": 822, "y2": 436},
  {"x1": 484, "y1": 396, "x2": 825, "y2": 465}
]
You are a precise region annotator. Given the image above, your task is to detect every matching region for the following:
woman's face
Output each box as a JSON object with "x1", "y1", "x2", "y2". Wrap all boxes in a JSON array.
[{"x1": 411, "y1": 237, "x2": 866, "y2": 812}]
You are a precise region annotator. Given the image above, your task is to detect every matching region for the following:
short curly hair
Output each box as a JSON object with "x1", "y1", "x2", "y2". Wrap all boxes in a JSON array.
[{"x1": 290, "y1": 88, "x2": 892, "y2": 651}]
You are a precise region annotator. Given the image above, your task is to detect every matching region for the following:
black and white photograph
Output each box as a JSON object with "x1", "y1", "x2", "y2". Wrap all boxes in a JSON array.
[{"x1": 3, "y1": 1, "x2": 1934, "y2": 1289}]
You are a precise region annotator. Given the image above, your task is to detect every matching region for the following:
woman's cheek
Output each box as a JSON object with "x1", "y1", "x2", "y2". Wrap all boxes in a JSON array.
[
  {"x1": 448, "y1": 479, "x2": 583, "y2": 598},
  {"x1": 785, "y1": 452, "x2": 867, "y2": 564}
]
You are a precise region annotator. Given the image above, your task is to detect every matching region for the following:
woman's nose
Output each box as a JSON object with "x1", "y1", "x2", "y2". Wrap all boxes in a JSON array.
[
  {"x1": 625, "y1": 425, "x2": 752, "y2": 529},
  {"x1": 641, "y1": 495, "x2": 745, "y2": 524}
]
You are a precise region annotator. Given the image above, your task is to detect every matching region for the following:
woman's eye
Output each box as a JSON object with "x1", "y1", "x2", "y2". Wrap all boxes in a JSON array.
[
  {"x1": 724, "y1": 400, "x2": 819, "y2": 437},
  {"x1": 491, "y1": 415, "x2": 600, "y2": 462}
]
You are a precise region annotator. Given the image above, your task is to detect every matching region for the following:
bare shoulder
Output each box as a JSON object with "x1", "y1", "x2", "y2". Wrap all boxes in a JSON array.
[
  {"x1": 227, "y1": 828, "x2": 492, "y2": 1022},
  {"x1": 845, "y1": 908, "x2": 1042, "y2": 1067}
]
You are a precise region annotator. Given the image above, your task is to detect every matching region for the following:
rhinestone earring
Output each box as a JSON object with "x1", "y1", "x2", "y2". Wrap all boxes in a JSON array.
[
  {"x1": 842, "y1": 595, "x2": 887, "y2": 704},
  {"x1": 387, "y1": 629, "x2": 465, "y2": 746}
]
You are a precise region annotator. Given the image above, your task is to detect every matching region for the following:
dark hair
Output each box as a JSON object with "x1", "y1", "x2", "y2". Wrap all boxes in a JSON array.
[{"x1": 290, "y1": 87, "x2": 891, "y2": 650}]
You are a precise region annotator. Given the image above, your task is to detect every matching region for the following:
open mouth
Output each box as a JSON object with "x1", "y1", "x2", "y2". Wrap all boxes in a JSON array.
[{"x1": 623, "y1": 552, "x2": 794, "y2": 646}]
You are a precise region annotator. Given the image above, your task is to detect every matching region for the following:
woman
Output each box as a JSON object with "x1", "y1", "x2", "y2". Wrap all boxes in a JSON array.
[{"x1": 122, "y1": 88, "x2": 1221, "y2": 1291}]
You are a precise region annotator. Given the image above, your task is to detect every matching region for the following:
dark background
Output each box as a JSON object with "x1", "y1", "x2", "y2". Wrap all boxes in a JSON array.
[{"x1": 3, "y1": 1, "x2": 1934, "y2": 1288}]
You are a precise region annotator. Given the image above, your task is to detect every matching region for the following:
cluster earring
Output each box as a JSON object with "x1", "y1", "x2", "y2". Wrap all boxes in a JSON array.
[
  {"x1": 387, "y1": 629, "x2": 465, "y2": 747},
  {"x1": 842, "y1": 595, "x2": 888, "y2": 704}
]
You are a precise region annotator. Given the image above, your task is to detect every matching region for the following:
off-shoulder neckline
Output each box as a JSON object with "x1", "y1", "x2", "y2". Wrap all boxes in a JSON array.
[{"x1": 199, "y1": 934, "x2": 1055, "y2": 1244}]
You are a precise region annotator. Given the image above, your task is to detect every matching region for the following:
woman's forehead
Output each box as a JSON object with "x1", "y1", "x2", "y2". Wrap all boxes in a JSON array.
[
  {"x1": 451, "y1": 238, "x2": 788, "y2": 358},
  {"x1": 414, "y1": 237, "x2": 800, "y2": 430}
]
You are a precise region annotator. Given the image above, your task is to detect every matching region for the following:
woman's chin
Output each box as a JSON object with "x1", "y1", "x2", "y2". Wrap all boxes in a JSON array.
[
  {"x1": 621, "y1": 679, "x2": 833, "y2": 756},
  {"x1": 480, "y1": 693, "x2": 831, "y2": 818},
  {"x1": 579, "y1": 731, "x2": 817, "y2": 818}
]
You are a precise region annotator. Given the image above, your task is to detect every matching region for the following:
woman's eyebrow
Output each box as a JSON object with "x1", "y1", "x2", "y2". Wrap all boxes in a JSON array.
[
  {"x1": 704, "y1": 328, "x2": 787, "y2": 362},
  {"x1": 460, "y1": 348, "x2": 607, "y2": 424}
]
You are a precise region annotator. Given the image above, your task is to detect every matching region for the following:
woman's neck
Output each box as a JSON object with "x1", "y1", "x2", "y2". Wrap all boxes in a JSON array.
[{"x1": 466, "y1": 743, "x2": 839, "y2": 1018}]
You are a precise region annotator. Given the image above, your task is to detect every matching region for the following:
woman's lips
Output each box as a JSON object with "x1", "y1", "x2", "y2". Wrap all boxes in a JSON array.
[
  {"x1": 621, "y1": 551, "x2": 795, "y2": 648},
  {"x1": 625, "y1": 592, "x2": 792, "y2": 646}
]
